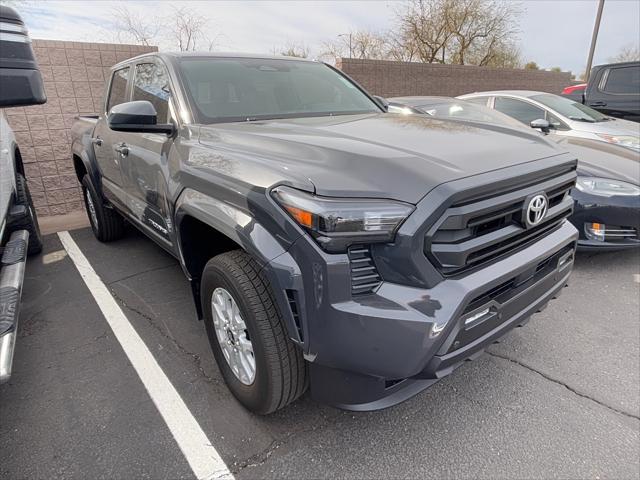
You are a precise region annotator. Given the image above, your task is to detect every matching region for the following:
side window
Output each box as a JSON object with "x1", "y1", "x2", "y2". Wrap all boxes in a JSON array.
[
  {"x1": 546, "y1": 112, "x2": 569, "y2": 131},
  {"x1": 602, "y1": 66, "x2": 640, "y2": 94},
  {"x1": 132, "y1": 62, "x2": 171, "y2": 123},
  {"x1": 106, "y1": 67, "x2": 130, "y2": 112},
  {"x1": 494, "y1": 97, "x2": 546, "y2": 125},
  {"x1": 465, "y1": 96, "x2": 490, "y2": 107}
]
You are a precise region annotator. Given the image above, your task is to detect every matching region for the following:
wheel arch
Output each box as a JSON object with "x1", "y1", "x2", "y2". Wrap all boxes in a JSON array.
[{"x1": 174, "y1": 188, "x2": 290, "y2": 320}]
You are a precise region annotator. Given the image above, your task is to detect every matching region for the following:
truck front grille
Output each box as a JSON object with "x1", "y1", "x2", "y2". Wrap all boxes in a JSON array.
[
  {"x1": 425, "y1": 166, "x2": 576, "y2": 276},
  {"x1": 348, "y1": 245, "x2": 382, "y2": 295}
]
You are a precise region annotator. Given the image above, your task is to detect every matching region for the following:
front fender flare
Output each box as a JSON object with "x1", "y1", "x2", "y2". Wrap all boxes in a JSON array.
[{"x1": 174, "y1": 188, "x2": 291, "y2": 278}]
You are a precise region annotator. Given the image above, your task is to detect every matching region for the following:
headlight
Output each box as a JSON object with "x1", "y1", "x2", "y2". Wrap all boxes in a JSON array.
[
  {"x1": 271, "y1": 186, "x2": 415, "y2": 252},
  {"x1": 595, "y1": 133, "x2": 640, "y2": 151},
  {"x1": 575, "y1": 176, "x2": 640, "y2": 197}
]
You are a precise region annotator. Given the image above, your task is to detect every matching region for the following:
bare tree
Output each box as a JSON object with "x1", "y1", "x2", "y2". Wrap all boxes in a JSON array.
[
  {"x1": 112, "y1": 5, "x2": 161, "y2": 46},
  {"x1": 393, "y1": 0, "x2": 521, "y2": 66},
  {"x1": 169, "y1": 6, "x2": 209, "y2": 51},
  {"x1": 395, "y1": 0, "x2": 453, "y2": 63},
  {"x1": 280, "y1": 41, "x2": 310, "y2": 58},
  {"x1": 609, "y1": 44, "x2": 640, "y2": 63},
  {"x1": 321, "y1": 30, "x2": 390, "y2": 62},
  {"x1": 110, "y1": 5, "x2": 219, "y2": 51}
]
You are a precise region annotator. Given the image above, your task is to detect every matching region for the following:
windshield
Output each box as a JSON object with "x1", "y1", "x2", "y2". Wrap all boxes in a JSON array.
[
  {"x1": 178, "y1": 57, "x2": 381, "y2": 123},
  {"x1": 418, "y1": 101, "x2": 527, "y2": 130},
  {"x1": 530, "y1": 93, "x2": 609, "y2": 122}
]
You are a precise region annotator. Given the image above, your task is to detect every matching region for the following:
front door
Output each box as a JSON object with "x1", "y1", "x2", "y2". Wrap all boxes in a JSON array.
[{"x1": 119, "y1": 61, "x2": 175, "y2": 247}]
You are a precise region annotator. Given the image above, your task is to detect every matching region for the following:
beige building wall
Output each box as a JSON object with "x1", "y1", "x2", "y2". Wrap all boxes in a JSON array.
[
  {"x1": 337, "y1": 58, "x2": 573, "y2": 98},
  {"x1": 4, "y1": 39, "x2": 157, "y2": 217}
]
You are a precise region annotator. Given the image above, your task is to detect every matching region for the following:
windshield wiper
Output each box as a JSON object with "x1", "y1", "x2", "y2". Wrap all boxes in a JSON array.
[{"x1": 568, "y1": 116, "x2": 595, "y2": 123}]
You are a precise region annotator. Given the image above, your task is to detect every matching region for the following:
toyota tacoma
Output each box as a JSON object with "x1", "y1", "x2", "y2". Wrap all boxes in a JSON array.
[{"x1": 71, "y1": 53, "x2": 578, "y2": 413}]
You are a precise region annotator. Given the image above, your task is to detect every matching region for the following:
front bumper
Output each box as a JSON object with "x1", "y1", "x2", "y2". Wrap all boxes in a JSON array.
[
  {"x1": 267, "y1": 220, "x2": 578, "y2": 411},
  {"x1": 570, "y1": 188, "x2": 640, "y2": 250}
]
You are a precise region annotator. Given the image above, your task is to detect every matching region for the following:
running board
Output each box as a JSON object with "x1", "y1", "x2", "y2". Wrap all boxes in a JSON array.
[{"x1": 0, "y1": 229, "x2": 29, "y2": 384}]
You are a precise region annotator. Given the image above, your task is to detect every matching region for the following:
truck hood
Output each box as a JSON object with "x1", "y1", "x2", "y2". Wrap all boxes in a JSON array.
[
  {"x1": 198, "y1": 113, "x2": 568, "y2": 204},
  {"x1": 551, "y1": 135, "x2": 640, "y2": 185}
]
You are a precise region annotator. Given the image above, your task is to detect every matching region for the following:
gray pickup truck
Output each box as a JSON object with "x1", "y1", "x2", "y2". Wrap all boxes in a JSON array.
[{"x1": 71, "y1": 52, "x2": 578, "y2": 413}]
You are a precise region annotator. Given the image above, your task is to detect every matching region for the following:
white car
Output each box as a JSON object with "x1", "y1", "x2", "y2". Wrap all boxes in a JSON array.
[{"x1": 458, "y1": 90, "x2": 640, "y2": 152}]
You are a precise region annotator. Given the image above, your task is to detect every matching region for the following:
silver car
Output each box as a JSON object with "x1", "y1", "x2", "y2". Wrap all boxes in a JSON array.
[{"x1": 458, "y1": 90, "x2": 640, "y2": 152}]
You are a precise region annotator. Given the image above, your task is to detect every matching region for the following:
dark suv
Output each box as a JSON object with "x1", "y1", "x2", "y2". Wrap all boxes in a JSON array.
[
  {"x1": 71, "y1": 53, "x2": 578, "y2": 413},
  {"x1": 582, "y1": 61, "x2": 640, "y2": 122}
]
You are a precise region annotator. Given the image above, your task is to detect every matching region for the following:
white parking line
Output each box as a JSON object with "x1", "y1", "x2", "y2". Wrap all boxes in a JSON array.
[{"x1": 58, "y1": 231, "x2": 233, "y2": 480}]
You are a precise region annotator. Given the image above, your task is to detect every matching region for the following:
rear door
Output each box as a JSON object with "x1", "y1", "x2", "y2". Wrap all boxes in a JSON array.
[
  {"x1": 119, "y1": 59, "x2": 175, "y2": 248},
  {"x1": 588, "y1": 64, "x2": 640, "y2": 121},
  {"x1": 94, "y1": 66, "x2": 131, "y2": 209}
]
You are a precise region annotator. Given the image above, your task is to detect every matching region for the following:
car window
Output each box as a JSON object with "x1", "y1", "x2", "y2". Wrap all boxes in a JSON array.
[
  {"x1": 603, "y1": 66, "x2": 640, "y2": 95},
  {"x1": 420, "y1": 101, "x2": 524, "y2": 128},
  {"x1": 132, "y1": 62, "x2": 171, "y2": 123},
  {"x1": 106, "y1": 67, "x2": 130, "y2": 113},
  {"x1": 463, "y1": 96, "x2": 490, "y2": 107},
  {"x1": 530, "y1": 93, "x2": 608, "y2": 122},
  {"x1": 494, "y1": 97, "x2": 546, "y2": 125},
  {"x1": 178, "y1": 57, "x2": 380, "y2": 124},
  {"x1": 546, "y1": 112, "x2": 569, "y2": 131}
]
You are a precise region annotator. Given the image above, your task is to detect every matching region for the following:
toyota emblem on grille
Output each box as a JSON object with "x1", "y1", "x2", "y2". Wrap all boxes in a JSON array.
[{"x1": 524, "y1": 193, "x2": 548, "y2": 228}]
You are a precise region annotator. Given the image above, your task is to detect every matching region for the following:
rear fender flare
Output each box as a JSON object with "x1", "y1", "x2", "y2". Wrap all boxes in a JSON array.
[{"x1": 71, "y1": 138, "x2": 101, "y2": 190}]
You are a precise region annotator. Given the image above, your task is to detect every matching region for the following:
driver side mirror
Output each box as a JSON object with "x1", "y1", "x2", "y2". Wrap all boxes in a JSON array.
[
  {"x1": 530, "y1": 118, "x2": 551, "y2": 134},
  {"x1": 108, "y1": 101, "x2": 174, "y2": 135},
  {"x1": 372, "y1": 95, "x2": 389, "y2": 112}
]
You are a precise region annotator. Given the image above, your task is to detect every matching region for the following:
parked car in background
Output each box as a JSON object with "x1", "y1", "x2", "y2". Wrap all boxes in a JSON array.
[
  {"x1": 71, "y1": 52, "x2": 579, "y2": 414},
  {"x1": 582, "y1": 61, "x2": 640, "y2": 122},
  {"x1": 561, "y1": 83, "x2": 587, "y2": 103},
  {"x1": 0, "y1": 5, "x2": 45, "y2": 383},
  {"x1": 389, "y1": 96, "x2": 640, "y2": 250},
  {"x1": 459, "y1": 90, "x2": 640, "y2": 152}
]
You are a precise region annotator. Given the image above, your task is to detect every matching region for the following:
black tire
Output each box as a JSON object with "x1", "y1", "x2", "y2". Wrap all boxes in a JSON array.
[
  {"x1": 14, "y1": 173, "x2": 43, "y2": 256},
  {"x1": 81, "y1": 175, "x2": 124, "y2": 242},
  {"x1": 201, "y1": 250, "x2": 308, "y2": 414}
]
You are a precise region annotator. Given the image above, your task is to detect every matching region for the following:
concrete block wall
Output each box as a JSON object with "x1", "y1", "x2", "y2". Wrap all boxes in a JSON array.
[
  {"x1": 337, "y1": 58, "x2": 572, "y2": 98},
  {"x1": 4, "y1": 39, "x2": 157, "y2": 217}
]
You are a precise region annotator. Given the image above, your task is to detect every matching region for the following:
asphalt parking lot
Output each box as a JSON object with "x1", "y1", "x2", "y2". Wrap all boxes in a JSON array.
[{"x1": 1, "y1": 226, "x2": 638, "y2": 480}]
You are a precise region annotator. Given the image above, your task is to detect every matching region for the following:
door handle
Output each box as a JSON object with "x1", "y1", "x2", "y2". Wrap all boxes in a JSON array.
[
  {"x1": 589, "y1": 101, "x2": 607, "y2": 107},
  {"x1": 91, "y1": 136, "x2": 103, "y2": 146},
  {"x1": 115, "y1": 143, "x2": 129, "y2": 157}
]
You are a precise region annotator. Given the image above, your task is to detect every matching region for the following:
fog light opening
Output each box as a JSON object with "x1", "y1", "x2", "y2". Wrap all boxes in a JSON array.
[
  {"x1": 585, "y1": 222, "x2": 606, "y2": 242},
  {"x1": 463, "y1": 307, "x2": 491, "y2": 328}
]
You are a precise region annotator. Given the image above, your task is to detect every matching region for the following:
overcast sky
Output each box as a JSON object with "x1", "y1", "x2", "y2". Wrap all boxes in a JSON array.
[{"x1": 15, "y1": 0, "x2": 640, "y2": 75}]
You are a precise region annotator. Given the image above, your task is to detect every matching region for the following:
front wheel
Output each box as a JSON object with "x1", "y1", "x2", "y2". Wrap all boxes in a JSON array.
[{"x1": 201, "y1": 250, "x2": 308, "y2": 414}]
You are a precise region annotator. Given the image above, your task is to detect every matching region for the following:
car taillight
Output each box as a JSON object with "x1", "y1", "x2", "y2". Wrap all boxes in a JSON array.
[{"x1": 561, "y1": 83, "x2": 587, "y2": 95}]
